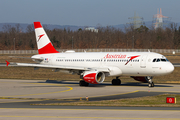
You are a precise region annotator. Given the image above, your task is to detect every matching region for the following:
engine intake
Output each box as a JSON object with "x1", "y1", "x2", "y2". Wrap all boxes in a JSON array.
[{"x1": 83, "y1": 71, "x2": 105, "y2": 84}]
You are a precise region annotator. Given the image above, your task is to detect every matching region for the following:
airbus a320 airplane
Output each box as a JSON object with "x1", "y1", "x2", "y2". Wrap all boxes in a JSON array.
[{"x1": 6, "y1": 22, "x2": 174, "y2": 87}]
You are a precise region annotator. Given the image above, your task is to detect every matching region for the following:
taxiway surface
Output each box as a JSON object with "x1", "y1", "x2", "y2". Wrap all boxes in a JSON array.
[{"x1": 0, "y1": 79, "x2": 180, "y2": 120}]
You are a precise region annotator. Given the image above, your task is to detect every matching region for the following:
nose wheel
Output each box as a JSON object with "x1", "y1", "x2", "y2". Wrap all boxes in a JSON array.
[
  {"x1": 148, "y1": 82, "x2": 154, "y2": 87},
  {"x1": 147, "y1": 77, "x2": 154, "y2": 87}
]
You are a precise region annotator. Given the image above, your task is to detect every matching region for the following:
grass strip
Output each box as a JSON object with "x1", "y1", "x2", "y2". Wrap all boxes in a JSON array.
[{"x1": 32, "y1": 94, "x2": 180, "y2": 107}]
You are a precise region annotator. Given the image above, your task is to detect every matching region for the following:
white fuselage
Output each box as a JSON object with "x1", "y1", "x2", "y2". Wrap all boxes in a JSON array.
[{"x1": 32, "y1": 52, "x2": 174, "y2": 77}]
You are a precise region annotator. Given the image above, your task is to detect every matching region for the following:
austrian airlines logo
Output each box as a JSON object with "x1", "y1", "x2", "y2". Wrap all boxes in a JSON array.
[
  {"x1": 125, "y1": 55, "x2": 140, "y2": 65},
  {"x1": 104, "y1": 53, "x2": 126, "y2": 58},
  {"x1": 37, "y1": 34, "x2": 45, "y2": 42}
]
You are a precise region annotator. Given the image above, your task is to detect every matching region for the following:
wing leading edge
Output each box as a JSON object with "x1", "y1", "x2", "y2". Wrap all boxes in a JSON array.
[{"x1": 6, "y1": 62, "x2": 110, "y2": 72}]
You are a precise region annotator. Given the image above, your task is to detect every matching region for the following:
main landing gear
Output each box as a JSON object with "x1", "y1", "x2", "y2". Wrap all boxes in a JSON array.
[
  {"x1": 79, "y1": 75, "x2": 89, "y2": 86},
  {"x1": 79, "y1": 80, "x2": 89, "y2": 86},
  {"x1": 112, "y1": 77, "x2": 121, "y2": 85},
  {"x1": 147, "y1": 76, "x2": 154, "y2": 87}
]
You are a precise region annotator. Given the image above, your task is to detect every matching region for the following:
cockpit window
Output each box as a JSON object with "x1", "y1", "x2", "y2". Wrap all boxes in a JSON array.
[
  {"x1": 157, "y1": 59, "x2": 160, "y2": 62},
  {"x1": 161, "y1": 59, "x2": 166, "y2": 62},
  {"x1": 152, "y1": 58, "x2": 169, "y2": 62}
]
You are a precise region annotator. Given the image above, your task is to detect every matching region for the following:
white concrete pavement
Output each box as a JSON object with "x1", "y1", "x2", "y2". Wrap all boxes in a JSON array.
[
  {"x1": 0, "y1": 79, "x2": 180, "y2": 120},
  {"x1": 0, "y1": 108, "x2": 179, "y2": 120}
]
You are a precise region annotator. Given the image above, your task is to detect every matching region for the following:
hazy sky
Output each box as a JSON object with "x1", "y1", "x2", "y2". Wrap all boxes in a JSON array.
[{"x1": 0, "y1": 0, "x2": 179, "y2": 26}]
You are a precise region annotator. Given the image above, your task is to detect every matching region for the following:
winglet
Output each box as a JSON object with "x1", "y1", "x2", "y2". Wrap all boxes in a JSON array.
[{"x1": 5, "y1": 60, "x2": 10, "y2": 66}]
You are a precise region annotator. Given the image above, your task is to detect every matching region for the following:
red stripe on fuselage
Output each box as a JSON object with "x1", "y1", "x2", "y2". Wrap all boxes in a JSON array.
[
  {"x1": 34, "y1": 22, "x2": 42, "y2": 29},
  {"x1": 38, "y1": 42, "x2": 59, "y2": 54}
]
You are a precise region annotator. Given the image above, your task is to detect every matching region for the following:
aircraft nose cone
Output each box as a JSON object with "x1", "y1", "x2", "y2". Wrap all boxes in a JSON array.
[{"x1": 166, "y1": 63, "x2": 174, "y2": 74}]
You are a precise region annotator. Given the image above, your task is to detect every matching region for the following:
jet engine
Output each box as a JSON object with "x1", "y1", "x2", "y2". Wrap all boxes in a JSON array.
[{"x1": 83, "y1": 71, "x2": 105, "y2": 84}]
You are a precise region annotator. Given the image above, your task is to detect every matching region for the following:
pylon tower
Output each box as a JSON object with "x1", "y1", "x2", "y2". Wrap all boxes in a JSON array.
[
  {"x1": 153, "y1": 8, "x2": 169, "y2": 29},
  {"x1": 128, "y1": 12, "x2": 144, "y2": 29}
]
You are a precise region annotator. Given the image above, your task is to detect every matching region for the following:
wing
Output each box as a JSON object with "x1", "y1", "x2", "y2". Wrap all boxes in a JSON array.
[{"x1": 5, "y1": 61, "x2": 110, "y2": 72}]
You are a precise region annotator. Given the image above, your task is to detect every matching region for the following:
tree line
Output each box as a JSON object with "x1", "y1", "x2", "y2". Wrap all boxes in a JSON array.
[{"x1": 0, "y1": 23, "x2": 180, "y2": 50}]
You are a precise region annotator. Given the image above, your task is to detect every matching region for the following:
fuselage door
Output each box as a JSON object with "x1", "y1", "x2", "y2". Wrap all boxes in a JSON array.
[{"x1": 140, "y1": 55, "x2": 148, "y2": 68}]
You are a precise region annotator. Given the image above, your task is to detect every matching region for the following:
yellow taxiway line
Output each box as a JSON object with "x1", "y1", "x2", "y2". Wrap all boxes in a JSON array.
[{"x1": 3, "y1": 83, "x2": 73, "y2": 97}]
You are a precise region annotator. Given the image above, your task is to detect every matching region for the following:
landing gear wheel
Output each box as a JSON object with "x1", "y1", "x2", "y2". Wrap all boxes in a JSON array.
[
  {"x1": 147, "y1": 76, "x2": 154, "y2": 87},
  {"x1": 151, "y1": 82, "x2": 154, "y2": 87},
  {"x1": 148, "y1": 82, "x2": 154, "y2": 87},
  {"x1": 79, "y1": 80, "x2": 89, "y2": 86},
  {"x1": 112, "y1": 79, "x2": 121, "y2": 85}
]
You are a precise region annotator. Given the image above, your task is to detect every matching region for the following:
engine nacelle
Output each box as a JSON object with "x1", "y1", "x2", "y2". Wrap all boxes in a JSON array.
[
  {"x1": 131, "y1": 76, "x2": 148, "y2": 83},
  {"x1": 83, "y1": 71, "x2": 105, "y2": 84}
]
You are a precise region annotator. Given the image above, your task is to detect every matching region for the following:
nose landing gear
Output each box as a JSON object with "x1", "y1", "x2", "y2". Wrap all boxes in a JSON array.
[
  {"x1": 148, "y1": 81, "x2": 154, "y2": 87},
  {"x1": 147, "y1": 76, "x2": 154, "y2": 87}
]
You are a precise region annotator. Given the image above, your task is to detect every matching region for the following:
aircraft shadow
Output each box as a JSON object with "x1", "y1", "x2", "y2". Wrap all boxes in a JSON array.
[
  {"x1": 121, "y1": 82, "x2": 173, "y2": 87},
  {"x1": 45, "y1": 80, "x2": 79, "y2": 84},
  {"x1": 41, "y1": 80, "x2": 174, "y2": 88}
]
